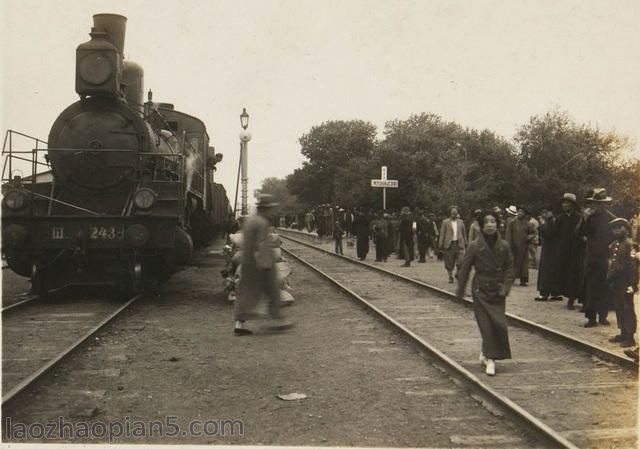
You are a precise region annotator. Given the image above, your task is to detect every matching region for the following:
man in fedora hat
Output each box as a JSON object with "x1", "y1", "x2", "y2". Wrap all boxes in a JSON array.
[
  {"x1": 233, "y1": 194, "x2": 293, "y2": 335},
  {"x1": 555, "y1": 193, "x2": 583, "y2": 309},
  {"x1": 577, "y1": 188, "x2": 617, "y2": 327},
  {"x1": 439, "y1": 205, "x2": 467, "y2": 282}
]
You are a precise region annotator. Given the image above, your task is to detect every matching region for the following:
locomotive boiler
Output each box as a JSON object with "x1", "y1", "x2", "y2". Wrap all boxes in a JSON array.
[{"x1": 1, "y1": 13, "x2": 231, "y2": 295}]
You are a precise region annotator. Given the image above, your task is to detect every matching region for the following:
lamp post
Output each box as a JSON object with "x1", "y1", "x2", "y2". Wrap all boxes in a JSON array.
[{"x1": 239, "y1": 108, "x2": 252, "y2": 216}]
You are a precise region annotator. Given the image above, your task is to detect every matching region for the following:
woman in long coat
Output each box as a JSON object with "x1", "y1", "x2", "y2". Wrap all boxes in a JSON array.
[
  {"x1": 555, "y1": 194, "x2": 582, "y2": 309},
  {"x1": 352, "y1": 211, "x2": 371, "y2": 260},
  {"x1": 457, "y1": 211, "x2": 514, "y2": 376},
  {"x1": 535, "y1": 210, "x2": 561, "y2": 301}
]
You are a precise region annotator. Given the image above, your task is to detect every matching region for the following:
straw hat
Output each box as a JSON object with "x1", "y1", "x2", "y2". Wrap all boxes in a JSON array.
[{"x1": 586, "y1": 188, "x2": 612, "y2": 203}]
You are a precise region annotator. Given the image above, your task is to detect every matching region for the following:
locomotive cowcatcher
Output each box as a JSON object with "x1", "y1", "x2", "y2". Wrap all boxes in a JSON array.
[{"x1": 1, "y1": 13, "x2": 231, "y2": 296}]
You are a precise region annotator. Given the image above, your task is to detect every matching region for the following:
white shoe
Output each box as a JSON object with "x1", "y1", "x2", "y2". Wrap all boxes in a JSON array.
[{"x1": 485, "y1": 359, "x2": 495, "y2": 376}]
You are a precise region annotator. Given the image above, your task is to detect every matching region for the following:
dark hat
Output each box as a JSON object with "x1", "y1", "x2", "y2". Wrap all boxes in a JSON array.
[
  {"x1": 448, "y1": 205, "x2": 459, "y2": 213},
  {"x1": 256, "y1": 194, "x2": 279, "y2": 209},
  {"x1": 609, "y1": 217, "x2": 630, "y2": 230},
  {"x1": 561, "y1": 193, "x2": 577, "y2": 204},
  {"x1": 586, "y1": 188, "x2": 612, "y2": 203}
]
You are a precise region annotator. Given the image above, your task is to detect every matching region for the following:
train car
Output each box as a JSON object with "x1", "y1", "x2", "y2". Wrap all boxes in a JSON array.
[{"x1": 1, "y1": 13, "x2": 230, "y2": 295}]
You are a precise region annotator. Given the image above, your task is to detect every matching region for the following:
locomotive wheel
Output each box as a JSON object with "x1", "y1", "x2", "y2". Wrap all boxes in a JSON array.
[{"x1": 4, "y1": 252, "x2": 32, "y2": 277}]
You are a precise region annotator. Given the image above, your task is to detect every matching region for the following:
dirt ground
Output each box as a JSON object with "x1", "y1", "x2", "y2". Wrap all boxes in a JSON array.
[
  {"x1": 1, "y1": 268, "x2": 32, "y2": 308},
  {"x1": 2, "y1": 245, "x2": 549, "y2": 447}
]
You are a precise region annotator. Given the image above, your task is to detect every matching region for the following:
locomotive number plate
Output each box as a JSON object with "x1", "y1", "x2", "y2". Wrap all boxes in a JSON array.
[
  {"x1": 52, "y1": 227, "x2": 65, "y2": 239},
  {"x1": 89, "y1": 226, "x2": 125, "y2": 240}
]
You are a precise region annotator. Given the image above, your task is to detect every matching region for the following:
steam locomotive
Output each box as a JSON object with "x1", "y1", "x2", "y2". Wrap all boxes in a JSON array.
[{"x1": 1, "y1": 13, "x2": 231, "y2": 295}]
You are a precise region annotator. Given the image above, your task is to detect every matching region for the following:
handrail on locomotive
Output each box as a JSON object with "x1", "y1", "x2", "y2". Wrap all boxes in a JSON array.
[{"x1": 1, "y1": 128, "x2": 196, "y2": 184}]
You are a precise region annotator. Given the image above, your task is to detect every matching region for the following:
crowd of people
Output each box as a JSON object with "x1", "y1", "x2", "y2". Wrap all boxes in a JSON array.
[{"x1": 277, "y1": 188, "x2": 640, "y2": 372}]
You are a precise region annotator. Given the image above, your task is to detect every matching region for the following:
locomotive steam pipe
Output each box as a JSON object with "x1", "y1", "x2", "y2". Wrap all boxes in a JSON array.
[{"x1": 122, "y1": 60, "x2": 144, "y2": 112}]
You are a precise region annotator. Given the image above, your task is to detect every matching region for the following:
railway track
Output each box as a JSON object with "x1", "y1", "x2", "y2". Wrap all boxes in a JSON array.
[
  {"x1": 2, "y1": 293, "x2": 141, "y2": 406},
  {"x1": 2, "y1": 296, "x2": 39, "y2": 313},
  {"x1": 279, "y1": 231, "x2": 638, "y2": 449}
]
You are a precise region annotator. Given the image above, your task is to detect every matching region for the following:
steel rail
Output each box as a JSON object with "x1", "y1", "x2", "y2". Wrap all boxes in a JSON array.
[
  {"x1": 1, "y1": 297, "x2": 38, "y2": 313},
  {"x1": 1, "y1": 294, "x2": 142, "y2": 406},
  {"x1": 281, "y1": 244, "x2": 580, "y2": 449},
  {"x1": 278, "y1": 230, "x2": 637, "y2": 370}
]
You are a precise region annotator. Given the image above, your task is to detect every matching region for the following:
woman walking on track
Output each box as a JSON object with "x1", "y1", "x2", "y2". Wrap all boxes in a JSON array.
[{"x1": 456, "y1": 210, "x2": 515, "y2": 376}]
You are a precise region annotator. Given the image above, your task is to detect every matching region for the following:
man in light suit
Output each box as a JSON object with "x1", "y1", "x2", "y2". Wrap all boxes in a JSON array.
[{"x1": 439, "y1": 205, "x2": 467, "y2": 283}]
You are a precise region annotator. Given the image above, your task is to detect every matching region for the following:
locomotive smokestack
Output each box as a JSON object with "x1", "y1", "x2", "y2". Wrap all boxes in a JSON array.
[{"x1": 93, "y1": 13, "x2": 127, "y2": 56}]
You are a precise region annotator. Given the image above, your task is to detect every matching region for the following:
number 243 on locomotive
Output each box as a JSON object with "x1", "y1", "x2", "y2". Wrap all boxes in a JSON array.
[{"x1": 1, "y1": 13, "x2": 228, "y2": 296}]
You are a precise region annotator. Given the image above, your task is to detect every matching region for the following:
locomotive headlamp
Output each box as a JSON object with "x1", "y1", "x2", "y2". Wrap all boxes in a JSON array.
[
  {"x1": 3, "y1": 190, "x2": 28, "y2": 211},
  {"x1": 3, "y1": 224, "x2": 27, "y2": 248},
  {"x1": 133, "y1": 188, "x2": 157, "y2": 210},
  {"x1": 79, "y1": 54, "x2": 113, "y2": 85}
]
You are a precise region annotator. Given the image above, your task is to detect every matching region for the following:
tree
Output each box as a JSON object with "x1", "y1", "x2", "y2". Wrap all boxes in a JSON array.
[
  {"x1": 513, "y1": 109, "x2": 634, "y2": 212},
  {"x1": 287, "y1": 120, "x2": 378, "y2": 205},
  {"x1": 610, "y1": 159, "x2": 640, "y2": 217},
  {"x1": 379, "y1": 113, "x2": 518, "y2": 215},
  {"x1": 284, "y1": 109, "x2": 639, "y2": 219}
]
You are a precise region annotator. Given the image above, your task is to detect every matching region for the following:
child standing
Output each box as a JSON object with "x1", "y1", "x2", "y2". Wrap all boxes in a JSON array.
[{"x1": 607, "y1": 218, "x2": 638, "y2": 347}]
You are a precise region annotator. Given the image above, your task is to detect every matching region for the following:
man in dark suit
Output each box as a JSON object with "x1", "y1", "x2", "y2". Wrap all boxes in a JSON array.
[
  {"x1": 577, "y1": 188, "x2": 616, "y2": 327},
  {"x1": 415, "y1": 209, "x2": 430, "y2": 263},
  {"x1": 439, "y1": 206, "x2": 467, "y2": 283}
]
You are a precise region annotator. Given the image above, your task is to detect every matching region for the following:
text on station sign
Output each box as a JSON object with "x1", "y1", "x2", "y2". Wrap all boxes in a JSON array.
[{"x1": 371, "y1": 179, "x2": 398, "y2": 188}]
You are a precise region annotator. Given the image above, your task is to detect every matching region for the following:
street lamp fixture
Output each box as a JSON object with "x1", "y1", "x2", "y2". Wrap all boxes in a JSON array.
[{"x1": 240, "y1": 108, "x2": 249, "y2": 130}]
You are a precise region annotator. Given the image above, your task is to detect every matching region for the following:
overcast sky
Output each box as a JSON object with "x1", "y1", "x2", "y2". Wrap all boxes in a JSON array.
[{"x1": 2, "y1": 0, "x2": 639, "y2": 204}]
